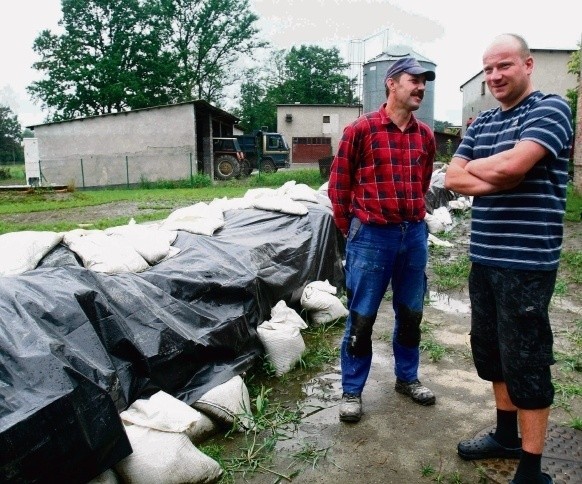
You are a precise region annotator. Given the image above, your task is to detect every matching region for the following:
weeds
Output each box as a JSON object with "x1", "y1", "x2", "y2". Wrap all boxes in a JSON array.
[
  {"x1": 210, "y1": 318, "x2": 344, "y2": 482},
  {"x1": 430, "y1": 254, "x2": 470, "y2": 291},
  {"x1": 420, "y1": 321, "x2": 450, "y2": 362},
  {"x1": 565, "y1": 183, "x2": 582, "y2": 222},
  {"x1": 567, "y1": 416, "x2": 582, "y2": 430},
  {"x1": 291, "y1": 442, "x2": 332, "y2": 470},
  {"x1": 299, "y1": 320, "x2": 343, "y2": 371}
]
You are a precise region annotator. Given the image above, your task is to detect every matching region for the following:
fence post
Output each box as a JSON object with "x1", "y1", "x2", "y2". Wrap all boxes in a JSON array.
[
  {"x1": 190, "y1": 152, "x2": 193, "y2": 187},
  {"x1": 80, "y1": 158, "x2": 85, "y2": 188},
  {"x1": 126, "y1": 155, "x2": 129, "y2": 188}
]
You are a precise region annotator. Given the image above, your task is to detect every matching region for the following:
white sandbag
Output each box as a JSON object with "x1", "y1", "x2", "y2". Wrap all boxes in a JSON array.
[
  {"x1": 120, "y1": 391, "x2": 202, "y2": 434},
  {"x1": 277, "y1": 181, "x2": 319, "y2": 203},
  {"x1": 448, "y1": 196, "x2": 472, "y2": 211},
  {"x1": 257, "y1": 321, "x2": 305, "y2": 377},
  {"x1": 187, "y1": 412, "x2": 218, "y2": 445},
  {"x1": 433, "y1": 206, "x2": 453, "y2": 226},
  {"x1": 252, "y1": 195, "x2": 308, "y2": 216},
  {"x1": 209, "y1": 196, "x2": 253, "y2": 211},
  {"x1": 424, "y1": 212, "x2": 445, "y2": 234},
  {"x1": 243, "y1": 187, "x2": 278, "y2": 199},
  {"x1": 302, "y1": 280, "x2": 337, "y2": 297},
  {"x1": 301, "y1": 280, "x2": 348, "y2": 325},
  {"x1": 425, "y1": 206, "x2": 453, "y2": 234},
  {"x1": 161, "y1": 202, "x2": 224, "y2": 236},
  {"x1": 192, "y1": 375, "x2": 252, "y2": 431},
  {"x1": 63, "y1": 230, "x2": 150, "y2": 273},
  {"x1": 114, "y1": 424, "x2": 222, "y2": 484},
  {"x1": 0, "y1": 231, "x2": 63, "y2": 276},
  {"x1": 87, "y1": 469, "x2": 121, "y2": 484},
  {"x1": 105, "y1": 224, "x2": 175, "y2": 265},
  {"x1": 428, "y1": 233, "x2": 454, "y2": 248},
  {"x1": 269, "y1": 300, "x2": 308, "y2": 330}
]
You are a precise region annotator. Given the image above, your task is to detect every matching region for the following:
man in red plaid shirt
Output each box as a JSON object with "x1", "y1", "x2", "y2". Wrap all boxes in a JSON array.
[{"x1": 328, "y1": 56, "x2": 436, "y2": 423}]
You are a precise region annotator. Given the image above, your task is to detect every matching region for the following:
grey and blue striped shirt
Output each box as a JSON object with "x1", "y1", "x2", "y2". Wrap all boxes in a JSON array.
[{"x1": 454, "y1": 91, "x2": 573, "y2": 270}]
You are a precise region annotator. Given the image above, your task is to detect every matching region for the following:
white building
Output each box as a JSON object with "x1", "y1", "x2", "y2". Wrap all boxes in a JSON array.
[{"x1": 276, "y1": 104, "x2": 363, "y2": 164}]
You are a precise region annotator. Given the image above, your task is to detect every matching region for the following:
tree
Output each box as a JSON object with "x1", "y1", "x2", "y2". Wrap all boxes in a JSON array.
[
  {"x1": 276, "y1": 45, "x2": 357, "y2": 105},
  {"x1": 434, "y1": 120, "x2": 455, "y2": 132},
  {"x1": 234, "y1": 50, "x2": 286, "y2": 131},
  {"x1": 162, "y1": 0, "x2": 268, "y2": 104},
  {"x1": 28, "y1": 0, "x2": 179, "y2": 121},
  {"x1": 0, "y1": 105, "x2": 24, "y2": 163},
  {"x1": 27, "y1": 0, "x2": 266, "y2": 121},
  {"x1": 565, "y1": 44, "x2": 580, "y2": 127},
  {"x1": 235, "y1": 45, "x2": 358, "y2": 132}
]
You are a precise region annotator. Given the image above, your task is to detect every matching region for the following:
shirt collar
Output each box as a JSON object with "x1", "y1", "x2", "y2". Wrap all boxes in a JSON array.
[{"x1": 379, "y1": 103, "x2": 418, "y2": 130}]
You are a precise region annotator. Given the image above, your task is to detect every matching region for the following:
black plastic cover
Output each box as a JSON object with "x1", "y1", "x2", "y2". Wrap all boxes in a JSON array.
[{"x1": 0, "y1": 202, "x2": 344, "y2": 483}]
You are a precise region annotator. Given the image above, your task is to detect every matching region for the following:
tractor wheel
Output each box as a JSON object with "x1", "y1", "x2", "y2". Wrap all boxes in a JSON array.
[
  {"x1": 236, "y1": 159, "x2": 252, "y2": 178},
  {"x1": 214, "y1": 155, "x2": 240, "y2": 181},
  {"x1": 260, "y1": 159, "x2": 277, "y2": 173}
]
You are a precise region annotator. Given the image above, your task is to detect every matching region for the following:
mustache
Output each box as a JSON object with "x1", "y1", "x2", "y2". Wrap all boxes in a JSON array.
[{"x1": 412, "y1": 91, "x2": 424, "y2": 99}]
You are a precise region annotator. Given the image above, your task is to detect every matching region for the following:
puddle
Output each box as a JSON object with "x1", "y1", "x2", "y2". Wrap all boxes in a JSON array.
[{"x1": 428, "y1": 291, "x2": 470, "y2": 314}]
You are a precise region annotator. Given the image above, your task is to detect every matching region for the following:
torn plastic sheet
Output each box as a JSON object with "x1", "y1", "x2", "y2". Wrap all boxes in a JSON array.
[{"x1": 0, "y1": 202, "x2": 344, "y2": 483}]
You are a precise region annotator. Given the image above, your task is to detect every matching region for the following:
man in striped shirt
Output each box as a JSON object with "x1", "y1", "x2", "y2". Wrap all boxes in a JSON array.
[
  {"x1": 328, "y1": 56, "x2": 437, "y2": 423},
  {"x1": 445, "y1": 34, "x2": 573, "y2": 484}
]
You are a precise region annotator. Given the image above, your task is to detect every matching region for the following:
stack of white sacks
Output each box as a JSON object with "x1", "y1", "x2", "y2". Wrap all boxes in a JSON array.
[
  {"x1": 90, "y1": 375, "x2": 252, "y2": 484},
  {"x1": 0, "y1": 181, "x2": 332, "y2": 276}
]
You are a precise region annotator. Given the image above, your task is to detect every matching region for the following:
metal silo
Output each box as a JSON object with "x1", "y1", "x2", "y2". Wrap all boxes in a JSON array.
[{"x1": 362, "y1": 44, "x2": 436, "y2": 129}]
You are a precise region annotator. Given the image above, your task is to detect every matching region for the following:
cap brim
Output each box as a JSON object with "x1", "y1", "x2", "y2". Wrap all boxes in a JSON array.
[{"x1": 406, "y1": 67, "x2": 435, "y2": 81}]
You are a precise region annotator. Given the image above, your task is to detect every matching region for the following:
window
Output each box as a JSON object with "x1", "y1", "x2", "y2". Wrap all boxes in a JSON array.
[
  {"x1": 322, "y1": 115, "x2": 330, "y2": 123},
  {"x1": 481, "y1": 81, "x2": 486, "y2": 96}
]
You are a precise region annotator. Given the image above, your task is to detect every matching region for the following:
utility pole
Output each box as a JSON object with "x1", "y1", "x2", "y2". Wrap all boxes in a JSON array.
[{"x1": 574, "y1": 34, "x2": 582, "y2": 193}]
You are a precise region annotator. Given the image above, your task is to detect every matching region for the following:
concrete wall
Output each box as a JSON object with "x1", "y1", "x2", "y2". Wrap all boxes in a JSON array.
[
  {"x1": 30, "y1": 104, "x2": 198, "y2": 188},
  {"x1": 277, "y1": 104, "x2": 363, "y2": 162},
  {"x1": 461, "y1": 49, "x2": 576, "y2": 136}
]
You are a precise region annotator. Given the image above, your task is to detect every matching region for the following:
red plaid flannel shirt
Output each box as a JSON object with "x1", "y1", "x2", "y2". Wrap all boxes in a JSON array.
[{"x1": 328, "y1": 104, "x2": 435, "y2": 236}]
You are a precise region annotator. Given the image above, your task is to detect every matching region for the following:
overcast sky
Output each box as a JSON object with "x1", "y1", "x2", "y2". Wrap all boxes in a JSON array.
[{"x1": 1, "y1": 0, "x2": 580, "y2": 127}]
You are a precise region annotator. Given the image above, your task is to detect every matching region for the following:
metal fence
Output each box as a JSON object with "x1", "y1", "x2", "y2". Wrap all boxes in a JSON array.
[{"x1": 35, "y1": 152, "x2": 200, "y2": 189}]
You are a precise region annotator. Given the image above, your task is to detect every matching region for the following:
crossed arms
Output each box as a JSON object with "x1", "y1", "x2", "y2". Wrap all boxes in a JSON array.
[{"x1": 444, "y1": 140, "x2": 548, "y2": 196}]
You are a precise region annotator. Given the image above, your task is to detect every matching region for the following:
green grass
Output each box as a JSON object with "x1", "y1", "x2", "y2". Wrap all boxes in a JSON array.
[
  {"x1": 565, "y1": 183, "x2": 582, "y2": 222},
  {"x1": 298, "y1": 319, "x2": 343, "y2": 371},
  {"x1": 0, "y1": 168, "x2": 326, "y2": 235},
  {"x1": 430, "y1": 254, "x2": 471, "y2": 291},
  {"x1": 419, "y1": 321, "x2": 450, "y2": 362},
  {"x1": 0, "y1": 163, "x2": 26, "y2": 185}
]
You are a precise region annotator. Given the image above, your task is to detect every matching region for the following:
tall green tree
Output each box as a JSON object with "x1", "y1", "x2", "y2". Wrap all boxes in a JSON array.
[
  {"x1": 277, "y1": 45, "x2": 356, "y2": 105},
  {"x1": 28, "y1": 0, "x2": 266, "y2": 121},
  {"x1": 234, "y1": 50, "x2": 286, "y2": 131},
  {"x1": 162, "y1": 0, "x2": 268, "y2": 104},
  {"x1": 28, "y1": 0, "x2": 178, "y2": 121},
  {"x1": 235, "y1": 45, "x2": 358, "y2": 132},
  {"x1": 0, "y1": 105, "x2": 24, "y2": 163}
]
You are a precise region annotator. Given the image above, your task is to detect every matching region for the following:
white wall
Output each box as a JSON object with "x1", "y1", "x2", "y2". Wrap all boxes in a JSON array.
[
  {"x1": 30, "y1": 104, "x2": 198, "y2": 187},
  {"x1": 277, "y1": 104, "x2": 363, "y2": 161}
]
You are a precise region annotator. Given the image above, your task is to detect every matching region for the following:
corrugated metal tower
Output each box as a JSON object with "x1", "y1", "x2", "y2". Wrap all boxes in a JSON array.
[{"x1": 362, "y1": 44, "x2": 437, "y2": 129}]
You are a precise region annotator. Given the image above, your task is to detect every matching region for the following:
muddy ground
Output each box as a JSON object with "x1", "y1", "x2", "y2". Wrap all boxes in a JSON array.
[
  {"x1": 9, "y1": 199, "x2": 581, "y2": 484},
  {"x1": 216, "y1": 217, "x2": 582, "y2": 484}
]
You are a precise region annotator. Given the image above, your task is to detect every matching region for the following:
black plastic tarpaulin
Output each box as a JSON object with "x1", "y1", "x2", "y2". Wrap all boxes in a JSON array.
[{"x1": 0, "y1": 202, "x2": 344, "y2": 483}]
